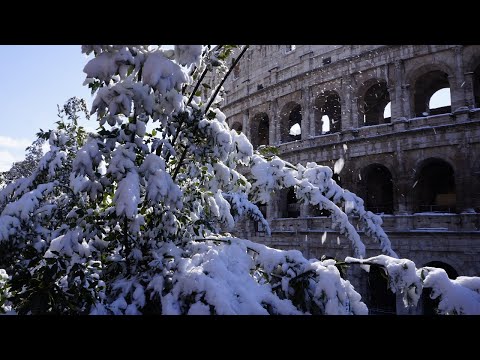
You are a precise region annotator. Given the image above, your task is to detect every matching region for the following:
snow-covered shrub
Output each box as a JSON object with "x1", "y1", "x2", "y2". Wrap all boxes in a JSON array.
[{"x1": 0, "y1": 45, "x2": 478, "y2": 315}]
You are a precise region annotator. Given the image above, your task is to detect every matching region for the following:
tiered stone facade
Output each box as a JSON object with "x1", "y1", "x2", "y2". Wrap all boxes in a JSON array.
[{"x1": 220, "y1": 45, "x2": 480, "y2": 313}]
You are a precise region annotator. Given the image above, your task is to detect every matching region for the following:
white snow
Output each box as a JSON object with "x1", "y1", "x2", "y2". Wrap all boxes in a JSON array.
[
  {"x1": 113, "y1": 171, "x2": 140, "y2": 219},
  {"x1": 174, "y1": 45, "x2": 203, "y2": 68},
  {"x1": 289, "y1": 123, "x2": 301, "y2": 136},
  {"x1": 142, "y1": 51, "x2": 188, "y2": 95}
]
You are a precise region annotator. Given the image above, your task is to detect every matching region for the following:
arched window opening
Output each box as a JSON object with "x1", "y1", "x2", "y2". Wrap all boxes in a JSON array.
[
  {"x1": 422, "y1": 261, "x2": 458, "y2": 315},
  {"x1": 414, "y1": 70, "x2": 451, "y2": 117},
  {"x1": 250, "y1": 113, "x2": 269, "y2": 148},
  {"x1": 314, "y1": 92, "x2": 341, "y2": 135},
  {"x1": 415, "y1": 159, "x2": 456, "y2": 213},
  {"x1": 281, "y1": 103, "x2": 302, "y2": 143},
  {"x1": 279, "y1": 188, "x2": 300, "y2": 218},
  {"x1": 321, "y1": 115, "x2": 331, "y2": 133},
  {"x1": 383, "y1": 101, "x2": 391, "y2": 123},
  {"x1": 286, "y1": 188, "x2": 300, "y2": 218},
  {"x1": 429, "y1": 88, "x2": 451, "y2": 115},
  {"x1": 362, "y1": 164, "x2": 394, "y2": 214},
  {"x1": 362, "y1": 82, "x2": 390, "y2": 126},
  {"x1": 368, "y1": 265, "x2": 397, "y2": 315},
  {"x1": 231, "y1": 122, "x2": 243, "y2": 133}
]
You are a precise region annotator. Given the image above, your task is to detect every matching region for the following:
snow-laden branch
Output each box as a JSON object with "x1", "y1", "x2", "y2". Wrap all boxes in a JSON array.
[{"x1": 346, "y1": 255, "x2": 480, "y2": 314}]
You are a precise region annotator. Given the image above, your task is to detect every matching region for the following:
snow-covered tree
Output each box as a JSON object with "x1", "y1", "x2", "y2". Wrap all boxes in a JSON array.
[{"x1": 0, "y1": 45, "x2": 478, "y2": 315}]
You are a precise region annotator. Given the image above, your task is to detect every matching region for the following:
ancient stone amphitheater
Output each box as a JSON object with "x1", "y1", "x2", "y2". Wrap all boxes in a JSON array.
[{"x1": 219, "y1": 45, "x2": 480, "y2": 314}]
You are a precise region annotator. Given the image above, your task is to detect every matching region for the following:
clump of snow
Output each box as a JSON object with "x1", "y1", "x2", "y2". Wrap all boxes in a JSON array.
[
  {"x1": 175, "y1": 45, "x2": 203, "y2": 68},
  {"x1": 420, "y1": 267, "x2": 480, "y2": 314},
  {"x1": 142, "y1": 51, "x2": 189, "y2": 95},
  {"x1": 289, "y1": 123, "x2": 301, "y2": 136},
  {"x1": 334, "y1": 157, "x2": 345, "y2": 174},
  {"x1": 346, "y1": 255, "x2": 422, "y2": 307},
  {"x1": 113, "y1": 171, "x2": 140, "y2": 219}
]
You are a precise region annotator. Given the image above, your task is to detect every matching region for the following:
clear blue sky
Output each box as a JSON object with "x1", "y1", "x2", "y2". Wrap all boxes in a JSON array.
[{"x1": 0, "y1": 45, "x2": 94, "y2": 170}]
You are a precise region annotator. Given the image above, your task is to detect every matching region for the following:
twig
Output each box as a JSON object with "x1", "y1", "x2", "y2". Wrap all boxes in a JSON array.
[
  {"x1": 156, "y1": 45, "x2": 223, "y2": 158},
  {"x1": 205, "y1": 45, "x2": 249, "y2": 113},
  {"x1": 172, "y1": 45, "x2": 250, "y2": 181}
]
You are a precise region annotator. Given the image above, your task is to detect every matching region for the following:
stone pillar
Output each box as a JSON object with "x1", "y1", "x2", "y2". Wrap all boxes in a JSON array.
[
  {"x1": 242, "y1": 109, "x2": 250, "y2": 139},
  {"x1": 456, "y1": 143, "x2": 475, "y2": 213},
  {"x1": 395, "y1": 176, "x2": 412, "y2": 215},
  {"x1": 463, "y1": 72, "x2": 476, "y2": 109},
  {"x1": 266, "y1": 198, "x2": 274, "y2": 220},
  {"x1": 392, "y1": 60, "x2": 406, "y2": 121},
  {"x1": 341, "y1": 75, "x2": 355, "y2": 129},
  {"x1": 300, "y1": 203, "x2": 309, "y2": 218},
  {"x1": 452, "y1": 46, "x2": 468, "y2": 112},
  {"x1": 402, "y1": 83, "x2": 413, "y2": 119},
  {"x1": 309, "y1": 88, "x2": 317, "y2": 136},
  {"x1": 393, "y1": 142, "x2": 410, "y2": 215},
  {"x1": 270, "y1": 98, "x2": 280, "y2": 145},
  {"x1": 301, "y1": 87, "x2": 311, "y2": 139}
]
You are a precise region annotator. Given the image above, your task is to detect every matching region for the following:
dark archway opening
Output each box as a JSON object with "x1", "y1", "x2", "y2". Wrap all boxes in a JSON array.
[
  {"x1": 416, "y1": 159, "x2": 456, "y2": 213},
  {"x1": 251, "y1": 113, "x2": 269, "y2": 148},
  {"x1": 414, "y1": 70, "x2": 451, "y2": 117},
  {"x1": 286, "y1": 187, "x2": 300, "y2": 218},
  {"x1": 362, "y1": 82, "x2": 390, "y2": 126},
  {"x1": 368, "y1": 265, "x2": 397, "y2": 315},
  {"x1": 422, "y1": 261, "x2": 458, "y2": 315},
  {"x1": 281, "y1": 103, "x2": 302, "y2": 143},
  {"x1": 231, "y1": 122, "x2": 243, "y2": 133},
  {"x1": 362, "y1": 164, "x2": 394, "y2": 214},
  {"x1": 314, "y1": 92, "x2": 342, "y2": 135}
]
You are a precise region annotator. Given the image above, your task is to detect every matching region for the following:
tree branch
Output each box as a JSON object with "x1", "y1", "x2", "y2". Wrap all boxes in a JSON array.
[{"x1": 171, "y1": 45, "x2": 250, "y2": 180}]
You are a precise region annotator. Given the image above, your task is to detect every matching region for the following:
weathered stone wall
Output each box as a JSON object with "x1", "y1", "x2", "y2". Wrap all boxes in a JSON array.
[{"x1": 221, "y1": 45, "x2": 480, "y2": 312}]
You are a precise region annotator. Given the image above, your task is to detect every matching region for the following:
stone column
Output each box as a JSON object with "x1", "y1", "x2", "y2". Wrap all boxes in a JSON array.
[
  {"x1": 270, "y1": 98, "x2": 280, "y2": 145},
  {"x1": 392, "y1": 60, "x2": 406, "y2": 121},
  {"x1": 463, "y1": 72, "x2": 476, "y2": 109},
  {"x1": 402, "y1": 83, "x2": 413, "y2": 119},
  {"x1": 341, "y1": 75, "x2": 355, "y2": 129},
  {"x1": 301, "y1": 87, "x2": 311, "y2": 139},
  {"x1": 300, "y1": 203, "x2": 309, "y2": 218},
  {"x1": 242, "y1": 109, "x2": 250, "y2": 139},
  {"x1": 456, "y1": 143, "x2": 475, "y2": 213},
  {"x1": 309, "y1": 87, "x2": 317, "y2": 136},
  {"x1": 452, "y1": 46, "x2": 468, "y2": 112},
  {"x1": 395, "y1": 176, "x2": 412, "y2": 215},
  {"x1": 393, "y1": 142, "x2": 410, "y2": 215}
]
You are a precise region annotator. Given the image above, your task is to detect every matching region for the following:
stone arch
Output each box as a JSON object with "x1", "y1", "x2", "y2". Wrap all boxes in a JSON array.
[
  {"x1": 414, "y1": 158, "x2": 456, "y2": 213},
  {"x1": 407, "y1": 63, "x2": 453, "y2": 117},
  {"x1": 313, "y1": 90, "x2": 342, "y2": 135},
  {"x1": 250, "y1": 112, "x2": 269, "y2": 148},
  {"x1": 421, "y1": 261, "x2": 459, "y2": 315},
  {"x1": 359, "y1": 163, "x2": 394, "y2": 214},
  {"x1": 357, "y1": 79, "x2": 391, "y2": 126},
  {"x1": 280, "y1": 102, "x2": 302, "y2": 143}
]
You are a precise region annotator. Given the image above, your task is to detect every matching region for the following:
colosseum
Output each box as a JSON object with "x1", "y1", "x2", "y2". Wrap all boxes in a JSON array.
[{"x1": 219, "y1": 45, "x2": 480, "y2": 314}]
